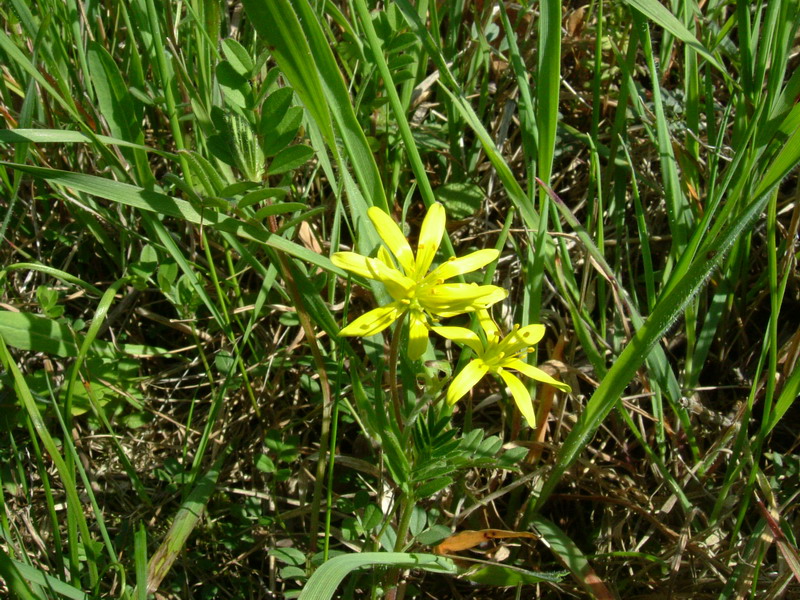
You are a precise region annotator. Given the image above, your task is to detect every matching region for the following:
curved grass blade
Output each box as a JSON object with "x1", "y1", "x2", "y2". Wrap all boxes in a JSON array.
[
  {"x1": 242, "y1": 0, "x2": 388, "y2": 214},
  {"x1": 0, "y1": 336, "x2": 101, "y2": 588},
  {"x1": 298, "y1": 553, "x2": 456, "y2": 600},
  {"x1": 531, "y1": 516, "x2": 615, "y2": 600},
  {"x1": 621, "y1": 0, "x2": 726, "y2": 74},
  {"x1": 0, "y1": 549, "x2": 41, "y2": 600},
  {"x1": 2, "y1": 262, "x2": 104, "y2": 296},
  {"x1": 0, "y1": 128, "x2": 177, "y2": 159}
]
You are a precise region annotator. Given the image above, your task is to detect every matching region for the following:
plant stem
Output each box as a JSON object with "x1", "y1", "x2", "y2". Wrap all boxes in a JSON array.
[{"x1": 388, "y1": 313, "x2": 407, "y2": 431}]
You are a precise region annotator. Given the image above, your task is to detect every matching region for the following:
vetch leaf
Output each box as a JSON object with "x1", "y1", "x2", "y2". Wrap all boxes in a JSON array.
[
  {"x1": 221, "y1": 38, "x2": 255, "y2": 77},
  {"x1": 268, "y1": 144, "x2": 314, "y2": 175}
]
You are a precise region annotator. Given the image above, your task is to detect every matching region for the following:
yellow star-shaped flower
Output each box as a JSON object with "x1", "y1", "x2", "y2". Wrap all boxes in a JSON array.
[
  {"x1": 433, "y1": 311, "x2": 571, "y2": 426},
  {"x1": 332, "y1": 203, "x2": 507, "y2": 360}
]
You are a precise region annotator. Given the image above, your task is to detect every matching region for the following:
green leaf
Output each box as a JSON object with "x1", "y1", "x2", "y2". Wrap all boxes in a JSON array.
[
  {"x1": 216, "y1": 61, "x2": 252, "y2": 109},
  {"x1": 221, "y1": 38, "x2": 255, "y2": 77},
  {"x1": 461, "y1": 563, "x2": 566, "y2": 586},
  {"x1": 270, "y1": 547, "x2": 306, "y2": 566},
  {"x1": 242, "y1": 0, "x2": 388, "y2": 212},
  {"x1": 416, "y1": 476, "x2": 453, "y2": 499},
  {"x1": 0, "y1": 310, "x2": 83, "y2": 357},
  {"x1": 0, "y1": 162, "x2": 345, "y2": 276},
  {"x1": 435, "y1": 182, "x2": 484, "y2": 220},
  {"x1": 268, "y1": 144, "x2": 314, "y2": 175},
  {"x1": 416, "y1": 525, "x2": 452, "y2": 546},
  {"x1": 621, "y1": 0, "x2": 726, "y2": 74},
  {"x1": 259, "y1": 87, "x2": 303, "y2": 155},
  {"x1": 9, "y1": 556, "x2": 87, "y2": 600},
  {"x1": 238, "y1": 187, "x2": 289, "y2": 209}
]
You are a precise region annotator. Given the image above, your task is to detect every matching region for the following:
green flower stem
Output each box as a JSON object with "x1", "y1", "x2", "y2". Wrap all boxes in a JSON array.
[{"x1": 388, "y1": 313, "x2": 407, "y2": 431}]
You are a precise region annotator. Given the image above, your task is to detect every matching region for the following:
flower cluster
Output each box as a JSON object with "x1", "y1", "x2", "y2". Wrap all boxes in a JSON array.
[
  {"x1": 332, "y1": 203, "x2": 505, "y2": 360},
  {"x1": 333, "y1": 202, "x2": 570, "y2": 425}
]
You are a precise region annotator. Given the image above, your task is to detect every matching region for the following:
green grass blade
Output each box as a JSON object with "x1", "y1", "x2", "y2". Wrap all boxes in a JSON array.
[
  {"x1": 243, "y1": 0, "x2": 388, "y2": 216},
  {"x1": 299, "y1": 553, "x2": 456, "y2": 600},
  {"x1": 144, "y1": 448, "x2": 229, "y2": 595},
  {"x1": 621, "y1": 0, "x2": 726, "y2": 74},
  {"x1": 0, "y1": 549, "x2": 42, "y2": 600},
  {"x1": 531, "y1": 515, "x2": 615, "y2": 599},
  {"x1": 534, "y1": 190, "x2": 772, "y2": 511},
  {"x1": 0, "y1": 335, "x2": 101, "y2": 588},
  {"x1": 0, "y1": 162, "x2": 343, "y2": 275}
]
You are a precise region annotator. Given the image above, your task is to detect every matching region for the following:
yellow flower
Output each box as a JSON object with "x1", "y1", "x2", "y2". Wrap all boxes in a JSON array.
[
  {"x1": 433, "y1": 311, "x2": 571, "y2": 426},
  {"x1": 331, "y1": 203, "x2": 507, "y2": 359}
]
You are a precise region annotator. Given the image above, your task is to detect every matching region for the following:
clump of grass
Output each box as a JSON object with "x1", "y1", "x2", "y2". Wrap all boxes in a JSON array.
[{"x1": 1, "y1": 1, "x2": 799, "y2": 599}]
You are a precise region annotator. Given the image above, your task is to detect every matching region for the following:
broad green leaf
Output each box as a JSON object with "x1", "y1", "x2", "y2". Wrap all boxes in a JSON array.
[
  {"x1": 221, "y1": 37, "x2": 254, "y2": 77},
  {"x1": 0, "y1": 311, "x2": 86, "y2": 357},
  {"x1": 435, "y1": 182, "x2": 483, "y2": 220},
  {"x1": 268, "y1": 144, "x2": 314, "y2": 175},
  {"x1": 87, "y1": 41, "x2": 141, "y2": 142},
  {"x1": 216, "y1": 61, "x2": 252, "y2": 109}
]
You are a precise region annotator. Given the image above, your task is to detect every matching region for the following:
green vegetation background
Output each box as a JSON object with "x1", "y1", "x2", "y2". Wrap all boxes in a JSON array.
[{"x1": 1, "y1": 0, "x2": 799, "y2": 598}]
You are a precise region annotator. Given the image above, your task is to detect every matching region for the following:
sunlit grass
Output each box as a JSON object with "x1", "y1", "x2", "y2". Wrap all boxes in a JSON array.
[{"x1": 1, "y1": 1, "x2": 799, "y2": 598}]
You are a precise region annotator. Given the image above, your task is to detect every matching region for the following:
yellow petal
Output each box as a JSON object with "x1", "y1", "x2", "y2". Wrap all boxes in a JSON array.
[
  {"x1": 339, "y1": 302, "x2": 403, "y2": 337},
  {"x1": 446, "y1": 359, "x2": 489, "y2": 405},
  {"x1": 431, "y1": 325, "x2": 484, "y2": 356},
  {"x1": 498, "y1": 369, "x2": 536, "y2": 426},
  {"x1": 366, "y1": 258, "x2": 415, "y2": 300},
  {"x1": 507, "y1": 359, "x2": 572, "y2": 393},
  {"x1": 407, "y1": 311, "x2": 430, "y2": 360},
  {"x1": 415, "y1": 202, "x2": 446, "y2": 277},
  {"x1": 426, "y1": 249, "x2": 500, "y2": 282},
  {"x1": 377, "y1": 245, "x2": 395, "y2": 268},
  {"x1": 513, "y1": 324, "x2": 546, "y2": 347},
  {"x1": 368, "y1": 207, "x2": 415, "y2": 275},
  {"x1": 331, "y1": 252, "x2": 377, "y2": 280},
  {"x1": 421, "y1": 283, "x2": 508, "y2": 317},
  {"x1": 477, "y1": 309, "x2": 501, "y2": 342}
]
